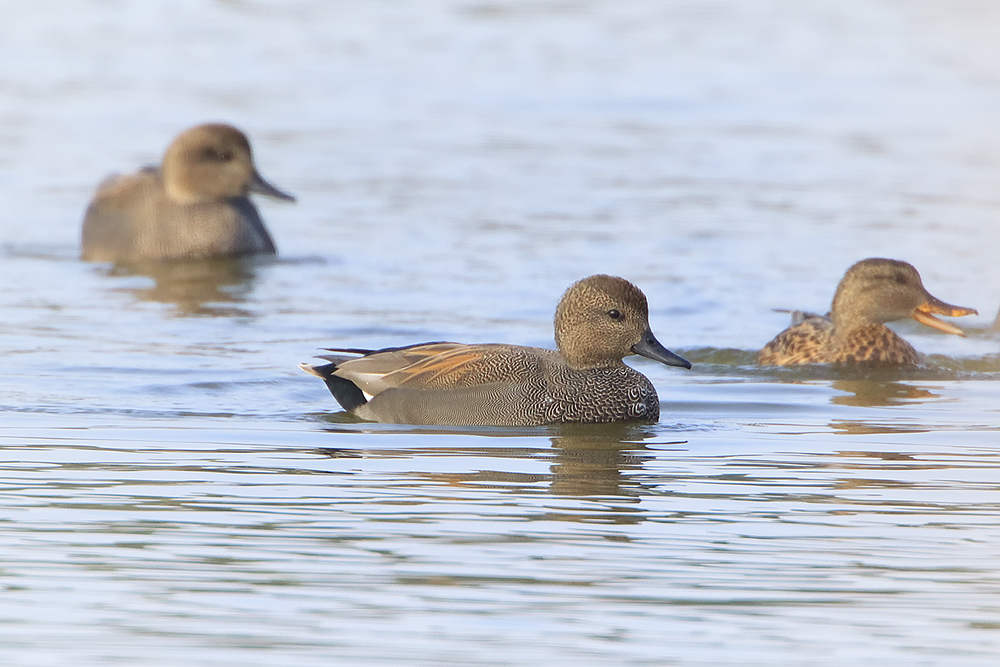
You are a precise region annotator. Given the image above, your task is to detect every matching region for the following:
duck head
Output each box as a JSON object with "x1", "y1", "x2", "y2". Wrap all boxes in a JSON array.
[
  {"x1": 830, "y1": 258, "x2": 977, "y2": 335},
  {"x1": 554, "y1": 274, "x2": 691, "y2": 370},
  {"x1": 161, "y1": 123, "x2": 296, "y2": 205}
]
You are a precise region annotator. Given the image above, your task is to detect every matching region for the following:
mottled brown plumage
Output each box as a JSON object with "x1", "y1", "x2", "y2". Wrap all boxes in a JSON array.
[
  {"x1": 301, "y1": 275, "x2": 692, "y2": 426},
  {"x1": 758, "y1": 258, "x2": 976, "y2": 366},
  {"x1": 81, "y1": 123, "x2": 295, "y2": 263}
]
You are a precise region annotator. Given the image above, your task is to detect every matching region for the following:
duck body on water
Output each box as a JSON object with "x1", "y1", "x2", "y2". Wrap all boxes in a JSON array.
[
  {"x1": 81, "y1": 123, "x2": 295, "y2": 263},
  {"x1": 758, "y1": 258, "x2": 977, "y2": 366},
  {"x1": 302, "y1": 275, "x2": 692, "y2": 426}
]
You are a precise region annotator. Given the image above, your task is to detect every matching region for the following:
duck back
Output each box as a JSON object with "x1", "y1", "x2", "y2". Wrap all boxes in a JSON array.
[{"x1": 758, "y1": 316, "x2": 920, "y2": 366}]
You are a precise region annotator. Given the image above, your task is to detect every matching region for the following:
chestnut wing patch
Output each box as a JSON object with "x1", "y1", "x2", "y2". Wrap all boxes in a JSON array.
[
  {"x1": 390, "y1": 345, "x2": 517, "y2": 389},
  {"x1": 334, "y1": 343, "x2": 529, "y2": 396}
]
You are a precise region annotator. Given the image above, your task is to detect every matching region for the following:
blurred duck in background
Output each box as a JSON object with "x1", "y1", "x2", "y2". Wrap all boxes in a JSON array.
[
  {"x1": 81, "y1": 123, "x2": 295, "y2": 263},
  {"x1": 758, "y1": 258, "x2": 976, "y2": 366}
]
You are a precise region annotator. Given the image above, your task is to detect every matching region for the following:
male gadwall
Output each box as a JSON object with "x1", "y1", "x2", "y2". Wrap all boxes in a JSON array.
[
  {"x1": 301, "y1": 274, "x2": 692, "y2": 426},
  {"x1": 758, "y1": 258, "x2": 976, "y2": 366},
  {"x1": 81, "y1": 123, "x2": 295, "y2": 262}
]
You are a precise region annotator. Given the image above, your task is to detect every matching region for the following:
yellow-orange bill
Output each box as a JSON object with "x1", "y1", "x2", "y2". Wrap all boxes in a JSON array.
[{"x1": 912, "y1": 298, "x2": 978, "y2": 337}]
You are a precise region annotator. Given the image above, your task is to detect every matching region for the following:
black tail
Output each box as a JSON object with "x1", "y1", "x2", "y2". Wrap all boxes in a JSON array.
[{"x1": 301, "y1": 362, "x2": 368, "y2": 412}]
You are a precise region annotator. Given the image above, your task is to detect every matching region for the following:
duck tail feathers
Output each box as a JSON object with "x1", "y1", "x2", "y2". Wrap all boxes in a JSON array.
[{"x1": 299, "y1": 361, "x2": 368, "y2": 412}]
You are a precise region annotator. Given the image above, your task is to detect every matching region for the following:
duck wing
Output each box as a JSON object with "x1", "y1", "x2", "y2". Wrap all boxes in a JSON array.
[
  {"x1": 758, "y1": 315, "x2": 834, "y2": 365},
  {"x1": 317, "y1": 341, "x2": 458, "y2": 373},
  {"x1": 300, "y1": 341, "x2": 463, "y2": 410},
  {"x1": 334, "y1": 343, "x2": 522, "y2": 396}
]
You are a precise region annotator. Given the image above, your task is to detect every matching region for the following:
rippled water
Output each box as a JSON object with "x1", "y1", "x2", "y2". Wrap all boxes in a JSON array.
[{"x1": 3, "y1": 1, "x2": 1000, "y2": 665}]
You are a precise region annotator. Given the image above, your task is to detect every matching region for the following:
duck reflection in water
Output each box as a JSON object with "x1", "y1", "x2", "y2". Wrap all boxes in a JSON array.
[
  {"x1": 829, "y1": 378, "x2": 940, "y2": 435},
  {"x1": 830, "y1": 379, "x2": 939, "y2": 408},
  {"x1": 548, "y1": 423, "x2": 664, "y2": 503},
  {"x1": 103, "y1": 257, "x2": 266, "y2": 317},
  {"x1": 318, "y1": 422, "x2": 666, "y2": 510},
  {"x1": 829, "y1": 419, "x2": 932, "y2": 436}
]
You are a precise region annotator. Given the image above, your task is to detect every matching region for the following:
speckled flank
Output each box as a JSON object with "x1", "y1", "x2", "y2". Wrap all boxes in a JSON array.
[{"x1": 302, "y1": 275, "x2": 690, "y2": 426}]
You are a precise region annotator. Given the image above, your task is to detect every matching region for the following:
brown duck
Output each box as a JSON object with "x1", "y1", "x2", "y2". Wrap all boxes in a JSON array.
[
  {"x1": 301, "y1": 275, "x2": 692, "y2": 426},
  {"x1": 758, "y1": 258, "x2": 976, "y2": 366},
  {"x1": 81, "y1": 123, "x2": 295, "y2": 263}
]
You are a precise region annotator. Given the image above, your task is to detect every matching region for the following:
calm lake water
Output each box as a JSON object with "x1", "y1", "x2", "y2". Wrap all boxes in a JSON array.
[{"x1": 3, "y1": 1, "x2": 1000, "y2": 665}]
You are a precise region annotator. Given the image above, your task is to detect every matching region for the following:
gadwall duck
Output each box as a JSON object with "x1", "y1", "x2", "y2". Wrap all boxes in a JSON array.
[
  {"x1": 301, "y1": 275, "x2": 692, "y2": 426},
  {"x1": 758, "y1": 258, "x2": 976, "y2": 366},
  {"x1": 81, "y1": 123, "x2": 295, "y2": 263}
]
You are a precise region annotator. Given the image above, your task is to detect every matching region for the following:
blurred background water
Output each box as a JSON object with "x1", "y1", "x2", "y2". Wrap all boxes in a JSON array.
[{"x1": 2, "y1": 1, "x2": 1000, "y2": 665}]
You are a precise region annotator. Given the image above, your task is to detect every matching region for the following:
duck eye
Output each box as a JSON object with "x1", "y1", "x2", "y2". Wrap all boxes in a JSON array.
[
  {"x1": 203, "y1": 147, "x2": 234, "y2": 161},
  {"x1": 894, "y1": 272, "x2": 908, "y2": 285},
  {"x1": 607, "y1": 309, "x2": 623, "y2": 321}
]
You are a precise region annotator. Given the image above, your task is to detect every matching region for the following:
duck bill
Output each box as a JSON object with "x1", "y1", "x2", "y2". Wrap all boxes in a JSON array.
[
  {"x1": 911, "y1": 296, "x2": 978, "y2": 337},
  {"x1": 249, "y1": 171, "x2": 296, "y2": 202},
  {"x1": 631, "y1": 329, "x2": 692, "y2": 369}
]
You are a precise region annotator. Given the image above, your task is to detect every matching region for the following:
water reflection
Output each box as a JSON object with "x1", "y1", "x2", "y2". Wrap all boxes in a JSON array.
[
  {"x1": 103, "y1": 257, "x2": 266, "y2": 316},
  {"x1": 829, "y1": 380, "x2": 939, "y2": 407},
  {"x1": 316, "y1": 422, "x2": 668, "y2": 503},
  {"x1": 829, "y1": 420, "x2": 930, "y2": 435},
  {"x1": 548, "y1": 423, "x2": 660, "y2": 500}
]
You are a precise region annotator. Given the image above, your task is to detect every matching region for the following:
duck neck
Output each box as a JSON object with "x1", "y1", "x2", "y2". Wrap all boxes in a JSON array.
[
  {"x1": 558, "y1": 345, "x2": 623, "y2": 370},
  {"x1": 831, "y1": 311, "x2": 884, "y2": 338},
  {"x1": 830, "y1": 286, "x2": 889, "y2": 337}
]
